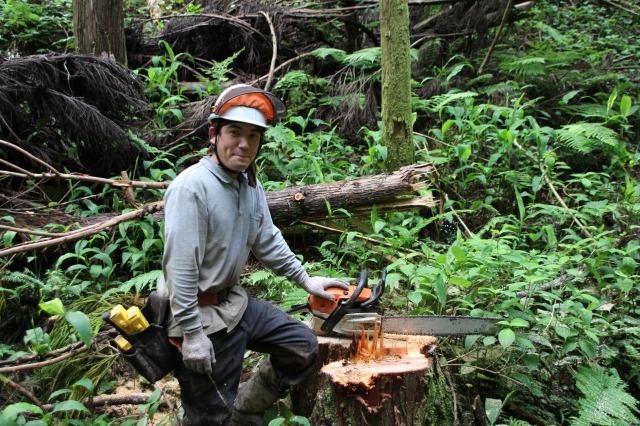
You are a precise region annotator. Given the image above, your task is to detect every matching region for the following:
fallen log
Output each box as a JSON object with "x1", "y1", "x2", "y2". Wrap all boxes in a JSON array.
[
  {"x1": 1, "y1": 163, "x2": 437, "y2": 258},
  {"x1": 267, "y1": 162, "x2": 437, "y2": 225}
]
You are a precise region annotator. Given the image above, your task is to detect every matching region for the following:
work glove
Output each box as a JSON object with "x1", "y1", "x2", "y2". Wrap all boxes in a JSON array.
[
  {"x1": 181, "y1": 327, "x2": 215, "y2": 375},
  {"x1": 300, "y1": 276, "x2": 349, "y2": 301}
]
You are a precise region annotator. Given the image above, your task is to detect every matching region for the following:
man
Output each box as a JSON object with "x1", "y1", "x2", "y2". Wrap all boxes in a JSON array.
[{"x1": 157, "y1": 84, "x2": 348, "y2": 425}]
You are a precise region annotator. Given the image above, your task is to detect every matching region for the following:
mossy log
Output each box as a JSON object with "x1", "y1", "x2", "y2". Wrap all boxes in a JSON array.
[{"x1": 290, "y1": 335, "x2": 455, "y2": 426}]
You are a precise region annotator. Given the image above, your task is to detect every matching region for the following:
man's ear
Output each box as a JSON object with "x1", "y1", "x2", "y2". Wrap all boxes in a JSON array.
[{"x1": 208, "y1": 126, "x2": 216, "y2": 140}]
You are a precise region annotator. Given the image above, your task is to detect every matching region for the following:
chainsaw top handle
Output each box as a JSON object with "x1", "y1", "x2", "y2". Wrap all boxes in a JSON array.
[{"x1": 318, "y1": 269, "x2": 369, "y2": 334}]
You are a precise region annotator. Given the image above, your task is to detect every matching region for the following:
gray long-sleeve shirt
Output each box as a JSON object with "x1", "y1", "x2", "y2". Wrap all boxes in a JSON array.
[{"x1": 157, "y1": 156, "x2": 309, "y2": 337}]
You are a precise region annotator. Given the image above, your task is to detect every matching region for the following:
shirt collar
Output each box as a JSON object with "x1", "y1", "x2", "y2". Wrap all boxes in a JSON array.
[{"x1": 200, "y1": 156, "x2": 247, "y2": 185}]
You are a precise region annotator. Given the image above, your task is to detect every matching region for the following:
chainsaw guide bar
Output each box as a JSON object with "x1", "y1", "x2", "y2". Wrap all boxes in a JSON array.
[
  {"x1": 287, "y1": 268, "x2": 502, "y2": 337},
  {"x1": 380, "y1": 315, "x2": 500, "y2": 336}
]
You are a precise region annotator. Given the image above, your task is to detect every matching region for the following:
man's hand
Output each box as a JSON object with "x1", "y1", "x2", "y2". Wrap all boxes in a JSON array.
[
  {"x1": 300, "y1": 276, "x2": 349, "y2": 301},
  {"x1": 182, "y1": 327, "x2": 215, "y2": 375}
]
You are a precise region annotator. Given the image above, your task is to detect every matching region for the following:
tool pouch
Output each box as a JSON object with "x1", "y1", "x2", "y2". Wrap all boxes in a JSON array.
[{"x1": 104, "y1": 291, "x2": 176, "y2": 384}]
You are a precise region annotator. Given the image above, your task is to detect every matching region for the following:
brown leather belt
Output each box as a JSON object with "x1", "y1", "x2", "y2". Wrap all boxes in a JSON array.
[{"x1": 197, "y1": 288, "x2": 229, "y2": 306}]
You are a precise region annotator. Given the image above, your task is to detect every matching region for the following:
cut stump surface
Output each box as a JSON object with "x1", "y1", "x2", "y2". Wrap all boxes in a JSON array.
[{"x1": 292, "y1": 334, "x2": 453, "y2": 425}]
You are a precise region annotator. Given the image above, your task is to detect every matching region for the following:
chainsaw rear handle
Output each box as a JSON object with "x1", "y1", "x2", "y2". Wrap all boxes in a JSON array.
[{"x1": 320, "y1": 269, "x2": 368, "y2": 334}]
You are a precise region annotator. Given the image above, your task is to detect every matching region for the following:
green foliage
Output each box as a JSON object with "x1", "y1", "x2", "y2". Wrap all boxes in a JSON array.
[
  {"x1": 258, "y1": 112, "x2": 362, "y2": 187},
  {"x1": 273, "y1": 70, "x2": 331, "y2": 114},
  {"x1": 0, "y1": 0, "x2": 73, "y2": 54},
  {"x1": 265, "y1": 401, "x2": 310, "y2": 426},
  {"x1": 571, "y1": 366, "x2": 640, "y2": 425},
  {"x1": 556, "y1": 122, "x2": 622, "y2": 154}
]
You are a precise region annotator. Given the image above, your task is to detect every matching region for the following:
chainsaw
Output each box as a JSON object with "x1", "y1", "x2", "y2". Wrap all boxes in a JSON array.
[{"x1": 287, "y1": 269, "x2": 501, "y2": 337}]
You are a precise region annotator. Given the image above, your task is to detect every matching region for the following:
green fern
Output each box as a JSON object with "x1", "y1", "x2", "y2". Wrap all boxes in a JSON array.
[
  {"x1": 416, "y1": 90, "x2": 478, "y2": 113},
  {"x1": 498, "y1": 170, "x2": 534, "y2": 188},
  {"x1": 570, "y1": 366, "x2": 640, "y2": 426},
  {"x1": 562, "y1": 104, "x2": 610, "y2": 120},
  {"x1": 507, "y1": 418, "x2": 533, "y2": 426},
  {"x1": 533, "y1": 21, "x2": 570, "y2": 46},
  {"x1": 556, "y1": 123, "x2": 621, "y2": 154},
  {"x1": 101, "y1": 269, "x2": 162, "y2": 299},
  {"x1": 504, "y1": 57, "x2": 548, "y2": 78},
  {"x1": 343, "y1": 47, "x2": 381, "y2": 68},
  {"x1": 317, "y1": 245, "x2": 338, "y2": 265},
  {"x1": 311, "y1": 47, "x2": 347, "y2": 63}
]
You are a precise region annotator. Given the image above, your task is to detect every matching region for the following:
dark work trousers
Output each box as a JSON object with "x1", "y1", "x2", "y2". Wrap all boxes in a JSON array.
[{"x1": 173, "y1": 294, "x2": 318, "y2": 425}]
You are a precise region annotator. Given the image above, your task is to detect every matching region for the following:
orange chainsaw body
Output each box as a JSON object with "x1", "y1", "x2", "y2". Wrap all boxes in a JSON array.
[{"x1": 309, "y1": 285, "x2": 373, "y2": 315}]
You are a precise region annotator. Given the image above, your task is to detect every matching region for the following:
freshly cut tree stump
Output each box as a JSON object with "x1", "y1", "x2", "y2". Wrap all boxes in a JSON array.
[{"x1": 291, "y1": 334, "x2": 455, "y2": 426}]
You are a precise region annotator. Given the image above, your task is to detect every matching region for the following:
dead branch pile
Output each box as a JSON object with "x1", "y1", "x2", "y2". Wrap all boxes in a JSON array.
[{"x1": 0, "y1": 54, "x2": 149, "y2": 177}]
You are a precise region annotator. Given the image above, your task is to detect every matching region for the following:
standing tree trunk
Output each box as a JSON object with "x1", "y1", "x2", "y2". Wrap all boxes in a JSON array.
[
  {"x1": 380, "y1": 0, "x2": 414, "y2": 171},
  {"x1": 73, "y1": 0, "x2": 127, "y2": 65}
]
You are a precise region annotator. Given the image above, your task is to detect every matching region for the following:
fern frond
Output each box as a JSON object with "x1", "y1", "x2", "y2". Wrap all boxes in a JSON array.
[
  {"x1": 279, "y1": 287, "x2": 311, "y2": 311},
  {"x1": 343, "y1": 47, "x2": 381, "y2": 67},
  {"x1": 311, "y1": 47, "x2": 347, "y2": 63},
  {"x1": 556, "y1": 122, "x2": 621, "y2": 154},
  {"x1": 419, "y1": 91, "x2": 478, "y2": 113},
  {"x1": 533, "y1": 21, "x2": 570, "y2": 45},
  {"x1": 5, "y1": 270, "x2": 46, "y2": 290},
  {"x1": 571, "y1": 366, "x2": 640, "y2": 425},
  {"x1": 507, "y1": 418, "x2": 533, "y2": 426},
  {"x1": 274, "y1": 70, "x2": 312, "y2": 89},
  {"x1": 477, "y1": 81, "x2": 519, "y2": 96},
  {"x1": 505, "y1": 57, "x2": 547, "y2": 78},
  {"x1": 562, "y1": 104, "x2": 610, "y2": 120},
  {"x1": 101, "y1": 269, "x2": 162, "y2": 299},
  {"x1": 498, "y1": 170, "x2": 533, "y2": 187},
  {"x1": 248, "y1": 269, "x2": 273, "y2": 284},
  {"x1": 317, "y1": 245, "x2": 338, "y2": 265}
]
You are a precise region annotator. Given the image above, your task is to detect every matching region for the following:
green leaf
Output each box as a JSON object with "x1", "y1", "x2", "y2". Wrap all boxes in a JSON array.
[
  {"x1": 579, "y1": 339, "x2": 596, "y2": 359},
  {"x1": 464, "y1": 334, "x2": 481, "y2": 350},
  {"x1": 373, "y1": 220, "x2": 386, "y2": 234},
  {"x1": 510, "y1": 318, "x2": 530, "y2": 328},
  {"x1": 483, "y1": 336, "x2": 496, "y2": 346},
  {"x1": 51, "y1": 400, "x2": 89, "y2": 414},
  {"x1": 1, "y1": 402, "x2": 44, "y2": 418},
  {"x1": 65, "y1": 311, "x2": 93, "y2": 348},
  {"x1": 3, "y1": 230, "x2": 16, "y2": 247},
  {"x1": 407, "y1": 290, "x2": 423, "y2": 306},
  {"x1": 39, "y1": 298, "x2": 66, "y2": 316},
  {"x1": 434, "y1": 276, "x2": 448, "y2": 306},
  {"x1": 498, "y1": 328, "x2": 516, "y2": 348},
  {"x1": 48, "y1": 389, "x2": 72, "y2": 401},
  {"x1": 555, "y1": 324, "x2": 571, "y2": 339},
  {"x1": 289, "y1": 416, "x2": 311, "y2": 426},
  {"x1": 485, "y1": 398, "x2": 503, "y2": 426},
  {"x1": 450, "y1": 246, "x2": 467, "y2": 262},
  {"x1": 522, "y1": 353, "x2": 540, "y2": 370},
  {"x1": 72, "y1": 377, "x2": 94, "y2": 393},
  {"x1": 619, "y1": 95, "x2": 632, "y2": 117},
  {"x1": 449, "y1": 276, "x2": 472, "y2": 287}
]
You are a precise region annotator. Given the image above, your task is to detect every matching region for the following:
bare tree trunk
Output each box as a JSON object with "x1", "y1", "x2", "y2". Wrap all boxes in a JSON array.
[
  {"x1": 380, "y1": 0, "x2": 414, "y2": 171},
  {"x1": 73, "y1": 0, "x2": 127, "y2": 65}
]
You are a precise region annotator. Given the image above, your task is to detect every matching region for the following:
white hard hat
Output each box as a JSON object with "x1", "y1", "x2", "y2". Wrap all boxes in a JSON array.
[
  {"x1": 214, "y1": 105, "x2": 268, "y2": 128},
  {"x1": 208, "y1": 84, "x2": 286, "y2": 128}
]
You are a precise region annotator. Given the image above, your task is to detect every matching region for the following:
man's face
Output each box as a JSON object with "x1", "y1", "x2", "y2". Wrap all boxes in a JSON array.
[{"x1": 210, "y1": 121, "x2": 263, "y2": 173}]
